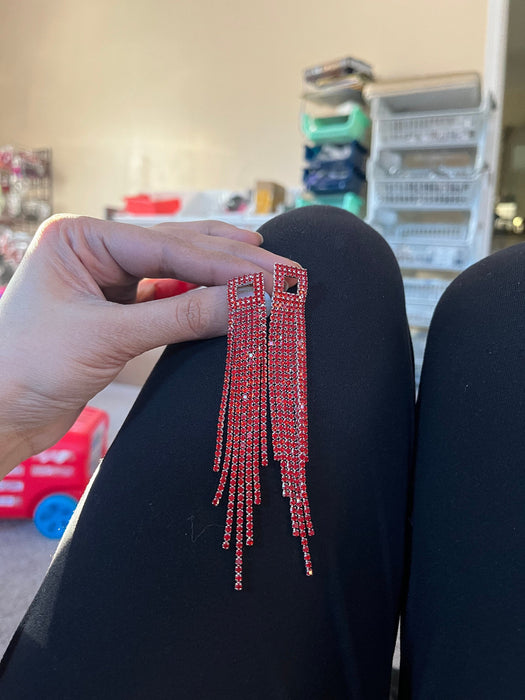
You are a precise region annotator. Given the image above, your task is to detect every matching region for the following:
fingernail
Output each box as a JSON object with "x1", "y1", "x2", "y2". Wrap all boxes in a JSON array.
[
  {"x1": 290, "y1": 260, "x2": 303, "y2": 268},
  {"x1": 255, "y1": 232, "x2": 264, "y2": 243}
]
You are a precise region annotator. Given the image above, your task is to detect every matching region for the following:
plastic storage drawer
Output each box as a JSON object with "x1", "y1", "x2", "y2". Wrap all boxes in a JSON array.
[
  {"x1": 371, "y1": 100, "x2": 490, "y2": 150},
  {"x1": 410, "y1": 327, "x2": 427, "y2": 385},
  {"x1": 388, "y1": 240, "x2": 474, "y2": 271},
  {"x1": 370, "y1": 170, "x2": 483, "y2": 209},
  {"x1": 295, "y1": 192, "x2": 363, "y2": 216},
  {"x1": 375, "y1": 219, "x2": 480, "y2": 271},
  {"x1": 304, "y1": 141, "x2": 368, "y2": 170},
  {"x1": 403, "y1": 276, "x2": 450, "y2": 327},
  {"x1": 374, "y1": 146, "x2": 481, "y2": 179},
  {"x1": 302, "y1": 162, "x2": 365, "y2": 195},
  {"x1": 301, "y1": 106, "x2": 370, "y2": 144}
]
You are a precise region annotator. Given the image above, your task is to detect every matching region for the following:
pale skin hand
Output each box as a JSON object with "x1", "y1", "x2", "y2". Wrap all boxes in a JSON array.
[{"x1": 0, "y1": 214, "x2": 297, "y2": 479}]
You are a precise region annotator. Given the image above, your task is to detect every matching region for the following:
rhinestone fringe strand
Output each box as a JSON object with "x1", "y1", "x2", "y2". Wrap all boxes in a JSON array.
[{"x1": 213, "y1": 272, "x2": 268, "y2": 590}]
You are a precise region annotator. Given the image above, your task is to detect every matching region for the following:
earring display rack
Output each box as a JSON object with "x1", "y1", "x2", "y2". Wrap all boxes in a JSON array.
[
  {"x1": 0, "y1": 147, "x2": 52, "y2": 234},
  {"x1": 364, "y1": 74, "x2": 495, "y2": 386},
  {"x1": 0, "y1": 146, "x2": 53, "y2": 285}
]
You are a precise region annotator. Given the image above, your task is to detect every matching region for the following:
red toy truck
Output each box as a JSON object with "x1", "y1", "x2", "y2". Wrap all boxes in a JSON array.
[{"x1": 0, "y1": 406, "x2": 109, "y2": 538}]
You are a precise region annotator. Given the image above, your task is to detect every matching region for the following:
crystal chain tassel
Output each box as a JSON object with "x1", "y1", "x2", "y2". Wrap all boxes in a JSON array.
[
  {"x1": 268, "y1": 263, "x2": 314, "y2": 577},
  {"x1": 212, "y1": 272, "x2": 267, "y2": 590}
]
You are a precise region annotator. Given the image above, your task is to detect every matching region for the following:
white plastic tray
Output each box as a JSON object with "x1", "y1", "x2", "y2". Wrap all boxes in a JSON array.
[
  {"x1": 374, "y1": 106, "x2": 488, "y2": 149},
  {"x1": 370, "y1": 97, "x2": 490, "y2": 149},
  {"x1": 403, "y1": 276, "x2": 451, "y2": 328},
  {"x1": 410, "y1": 327, "x2": 428, "y2": 386},
  {"x1": 374, "y1": 217, "x2": 482, "y2": 271},
  {"x1": 369, "y1": 169, "x2": 484, "y2": 209},
  {"x1": 374, "y1": 146, "x2": 480, "y2": 179},
  {"x1": 391, "y1": 241, "x2": 474, "y2": 271}
]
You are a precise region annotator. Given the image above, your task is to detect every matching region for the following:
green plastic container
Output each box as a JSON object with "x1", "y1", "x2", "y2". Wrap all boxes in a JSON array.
[
  {"x1": 295, "y1": 192, "x2": 363, "y2": 217},
  {"x1": 301, "y1": 106, "x2": 371, "y2": 144}
]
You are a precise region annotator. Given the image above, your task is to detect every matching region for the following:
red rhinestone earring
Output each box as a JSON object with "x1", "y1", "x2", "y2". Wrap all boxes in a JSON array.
[
  {"x1": 213, "y1": 272, "x2": 268, "y2": 590},
  {"x1": 213, "y1": 264, "x2": 313, "y2": 590},
  {"x1": 268, "y1": 263, "x2": 313, "y2": 578}
]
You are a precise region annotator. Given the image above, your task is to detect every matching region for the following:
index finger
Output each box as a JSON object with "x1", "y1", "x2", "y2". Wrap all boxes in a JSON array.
[
  {"x1": 147, "y1": 220, "x2": 300, "y2": 289},
  {"x1": 151, "y1": 219, "x2": 265, "y2": 246},
  {"x1": 49, "y1": 216, "x2": 299, "y2": 295}
]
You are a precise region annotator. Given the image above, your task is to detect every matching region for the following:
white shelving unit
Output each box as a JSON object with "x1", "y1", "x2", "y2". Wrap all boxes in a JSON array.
[{"x1": 365, "y1": 75, "x2": 495, "y2": 385}]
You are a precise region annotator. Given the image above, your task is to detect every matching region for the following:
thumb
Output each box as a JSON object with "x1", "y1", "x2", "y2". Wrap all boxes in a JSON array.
[{"x1": 114, "y1": 286, "x2": 229, "y2": 357}]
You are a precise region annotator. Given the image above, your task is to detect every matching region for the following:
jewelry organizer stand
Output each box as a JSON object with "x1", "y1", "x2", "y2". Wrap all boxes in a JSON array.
[
  {"x1": 0, "y1": 147, "x2": 52, "y2": 284},
  {"x1": 0, "y1": 147, "x2": 52, "y2": 235},
  {"x1": 364, "y1": 74, "x2": 495, "y2": 386}
]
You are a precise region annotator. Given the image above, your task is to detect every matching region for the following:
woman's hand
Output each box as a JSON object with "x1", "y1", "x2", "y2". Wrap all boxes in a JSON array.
[{"x1": 0, "y1": 214, "x2": 294, "y2": 477}]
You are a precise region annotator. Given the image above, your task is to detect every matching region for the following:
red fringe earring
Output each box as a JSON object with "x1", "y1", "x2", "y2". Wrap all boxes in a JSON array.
[
  {"x1": 213, "y1": 272, "x2": 268, "y2": 591},
  {"x1": 213, "y1": 264, "x2": 314, "y2": 590},
  {"x1": 268, "y1": 263, "x2": 314, "y2": 578}
]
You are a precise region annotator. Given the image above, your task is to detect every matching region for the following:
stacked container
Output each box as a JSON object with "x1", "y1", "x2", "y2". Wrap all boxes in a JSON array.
[
  {"x1": 365, "y1": 74, "x2": 494, "y2": 385},
  {"x1": 297, "y1": 57, "x2": 373, "y2": 217}
]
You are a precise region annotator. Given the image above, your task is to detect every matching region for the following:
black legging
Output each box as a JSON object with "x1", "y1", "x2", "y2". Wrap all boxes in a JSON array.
[
  {"x1": 1, "y1": 207, "x2": 522, "y2": 698},
  {"x1": 400, "y1": 243, "x2": 525, "y2": 698},
  {"x1": 0, "y1": 207, "x2": 414, "y2": 699}
]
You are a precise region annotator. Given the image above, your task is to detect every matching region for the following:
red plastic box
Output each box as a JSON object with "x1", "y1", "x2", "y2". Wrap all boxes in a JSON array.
[
  {"x1": 0, "y1": 406, "x2": 109, "y2": 538},
  {"x1": 124, "y1": 194, "x2": 182, "y2": 215}
]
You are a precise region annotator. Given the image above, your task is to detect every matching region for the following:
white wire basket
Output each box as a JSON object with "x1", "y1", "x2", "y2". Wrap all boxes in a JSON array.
[
  {"x1": 369, "y1": 170, "x2": 483, "y2": 209},
  {"x1": 410, "y1": 327, "x2": 428, "y2": 386},
  {"x1": 405, "y1": 302, "x2": 436, "y2": 329},
  {"x1": 404, "y1": 276, "x2": 450, "y2": 302},
  {"x1": 403, "y1": 276, "x2": 451, "y2": 327},
  {"x1": 410, "y1": 327, "x2": 427, "y2": 360},
  {"x1": 375, "y1": 218, "x2": 482, "y2": 271},
  {"x1": 395, "y1": 221, "x2": 469, "y2": 242},
  {"x1": 374, "y1": 146, "x2": 480, "y2": 179},
  {"x1": 391, "y1": 241, "x2": 474, "y2": 271},
  {"x1": 371, "y1": 100, "x2": 490, "y2": 150}
]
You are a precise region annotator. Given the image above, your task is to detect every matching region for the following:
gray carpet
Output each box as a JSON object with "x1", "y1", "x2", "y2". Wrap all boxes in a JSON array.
[{"x1": 0, "y1": 382, "x2": 140, "y2": 657}]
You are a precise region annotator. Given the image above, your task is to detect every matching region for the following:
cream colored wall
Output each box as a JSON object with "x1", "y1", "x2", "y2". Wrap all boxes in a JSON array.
[{"x1": 1, "y1": 0, "x2": 489, "y2": 218}]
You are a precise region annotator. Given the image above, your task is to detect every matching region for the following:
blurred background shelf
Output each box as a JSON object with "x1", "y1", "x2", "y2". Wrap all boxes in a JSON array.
[{"x1": 365, "y1": 74, "x2": 495, "y2": 387}]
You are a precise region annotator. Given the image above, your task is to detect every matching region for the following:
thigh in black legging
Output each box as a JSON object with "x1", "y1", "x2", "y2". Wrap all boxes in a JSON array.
[
  {"x1": 401, "y1": 244, "x2": 525, "y2": 699},
  {"x1": 0, "y1": 207, "x2": 414, "y2": 699}
]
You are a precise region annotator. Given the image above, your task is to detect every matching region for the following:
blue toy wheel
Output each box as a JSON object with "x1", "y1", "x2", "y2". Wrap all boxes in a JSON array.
[{"x1": 33, "y1": 494, "x2": 78, "y2": 539}]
